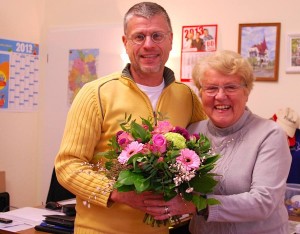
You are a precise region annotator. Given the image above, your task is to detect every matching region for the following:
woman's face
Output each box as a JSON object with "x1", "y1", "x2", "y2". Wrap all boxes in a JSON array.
[{"x1": 200, "y1": 69, "x2": 249, "y2": 128}]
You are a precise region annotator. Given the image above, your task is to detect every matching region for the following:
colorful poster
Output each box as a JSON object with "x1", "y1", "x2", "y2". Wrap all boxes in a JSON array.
[
  {"x1": 68, "y1": 49, "x2": 99, "y2": 105},
  {"x1": 0, "y1": 54, "x2": 9, "y2": 108},
  {"x1": 0, "y1": 38, "x2": 39, "y2": 111},
  {"x1": 180, "y1": 25, "x2": 218, "y2": 83}
]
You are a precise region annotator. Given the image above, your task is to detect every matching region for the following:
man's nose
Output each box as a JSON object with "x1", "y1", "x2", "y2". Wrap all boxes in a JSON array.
[{"x1": 143, "y1": 35, "x2": 155, "y2": 46}]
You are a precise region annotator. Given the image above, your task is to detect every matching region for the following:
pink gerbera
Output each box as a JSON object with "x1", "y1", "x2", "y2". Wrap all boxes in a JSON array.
[
  {"x1": 118, "y1": 141, "x2": 144, "y2": 164},
  {"x1": 176, "y1": 148, "x2": 201, "y2": 171}
]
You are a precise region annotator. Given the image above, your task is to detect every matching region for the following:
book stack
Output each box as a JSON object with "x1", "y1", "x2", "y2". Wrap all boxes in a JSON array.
[{"x1": 34, "y1": 214, "x2": 75, "y2": 234}]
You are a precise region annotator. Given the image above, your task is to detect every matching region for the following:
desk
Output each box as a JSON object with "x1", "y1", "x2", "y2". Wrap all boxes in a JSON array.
[
  {"x1": 15, "y1": 216, "x2": 191, "y2": 234},
  {"x1": 289, "y1": 215, "x2": 300, "y2": 223},
  {"x1": 15, "y1": 216, "x2": 300, "y2": 234},
  {"x1": 20, "y1": 229, "x2": 42, "y2": 234},
  {"x1": 0, "y1": 207, "x2": 63, "y2": 234},
  {"x1": 0, "y1": 230, "x2": 41, "y2": 234}
]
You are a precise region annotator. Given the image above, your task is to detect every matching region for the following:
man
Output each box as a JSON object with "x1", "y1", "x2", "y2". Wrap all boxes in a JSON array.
[
  {"x1": 55, "y1": 2, "x2": 206, "y2": 233},
  {"x1": 202, "y1": 28, "x2": 214, "y2": 41},
  {"x1": 191, "y1": 32, "x2": 205, "y2": 51}
]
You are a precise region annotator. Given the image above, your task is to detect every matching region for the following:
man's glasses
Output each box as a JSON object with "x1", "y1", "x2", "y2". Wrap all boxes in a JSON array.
[
  {"x1": 201, "y1": 84, "x2": 246, "y2": 97},
  {"x1": 127, "y1": 32, "x2": 170, "y2": 45}
]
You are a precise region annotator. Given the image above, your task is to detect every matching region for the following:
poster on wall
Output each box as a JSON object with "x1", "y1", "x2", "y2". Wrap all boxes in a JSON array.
[
  {"x1": 68, "y1": 48, "x2": 99, "y2": 105},
  {"x1": 0, "y1": 38, "x2": 39, "y2": 112},
  {"x1": 180, "y1": 25, "x2": 218, "y2": 83}
]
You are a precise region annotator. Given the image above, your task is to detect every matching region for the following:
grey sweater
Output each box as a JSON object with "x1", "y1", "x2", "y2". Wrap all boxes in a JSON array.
[{"x1": 188, "y1": 109, "x2": 291, "y2": 234}]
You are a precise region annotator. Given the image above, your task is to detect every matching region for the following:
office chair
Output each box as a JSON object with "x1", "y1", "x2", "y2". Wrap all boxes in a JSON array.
[
  {"x1": 0, "y1": 192, "x2": 10, "y2": 212},
  {"x1": 46, "y1": 168, "x2": 75, "y2": 203}
]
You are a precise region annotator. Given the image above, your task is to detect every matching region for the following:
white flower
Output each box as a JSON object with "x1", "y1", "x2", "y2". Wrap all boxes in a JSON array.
[{"x1": 186, "y1": 187, "x2": 194, "y2": 193}]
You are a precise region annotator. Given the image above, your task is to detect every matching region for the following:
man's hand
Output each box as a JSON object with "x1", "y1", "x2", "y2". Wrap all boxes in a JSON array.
[{"x1": 109, "y1": 190, "x2": 164, "y2": 215}]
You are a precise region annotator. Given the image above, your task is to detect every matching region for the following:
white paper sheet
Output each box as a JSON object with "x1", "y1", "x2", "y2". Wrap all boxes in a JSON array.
[{"x1": 0, "y1": 207, "x2": 63, "y2": 232}]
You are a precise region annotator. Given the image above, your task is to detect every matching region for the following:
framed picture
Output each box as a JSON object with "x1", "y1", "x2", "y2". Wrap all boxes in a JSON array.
[
  {"x1": 286, "y1": 33, "x2": 300, "y2": 73},
  {"x1": 238, "y1": 23, "x2": 281, "y2": 81},
  {"x1": 180, "y1": 24, "x2": 217, "y2": 83}
]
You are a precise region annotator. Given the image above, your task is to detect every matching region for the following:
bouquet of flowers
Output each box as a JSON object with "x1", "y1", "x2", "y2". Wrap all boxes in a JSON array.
[{"x1": 97, "y1": 113, "x2": 220, "y2": 226}]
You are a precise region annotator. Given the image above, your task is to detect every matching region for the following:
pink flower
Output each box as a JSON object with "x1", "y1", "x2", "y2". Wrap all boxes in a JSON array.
[
  {"x1": 151, "y1": 134, "x2": 167, "y2": 154},
  {"x1": 141, "y1": 143, "x2": 151, "y2": 154},
  {"x1": 171, "y1": 126, "x2": 190, "y2": 140},
  {"x1": 157, "y1": 156, "x2": 164, "y2": 163},
  {"x1": 152, "y1": 121, "x2": 173, "y2": 134},
  {"x1": 189, "y1": 134, "x2": 197, "y2": 143},
  {"x1": 176, "y1": 149, "x2": 201, "y2": 171},
  {"x1": 118, "y1": 141, "x2": 144, "y2": 164},
  {"x1": 142, "y1": 124, "x2": 149, "y2": 131},
  {"x1": 117, "y1": 131, "x2": 134, "y2": 149}
]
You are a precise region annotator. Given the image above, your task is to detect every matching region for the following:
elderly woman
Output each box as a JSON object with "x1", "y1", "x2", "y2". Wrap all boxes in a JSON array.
[{"x1": 184, "y1": 50, "x2": 291, "y2": 233}]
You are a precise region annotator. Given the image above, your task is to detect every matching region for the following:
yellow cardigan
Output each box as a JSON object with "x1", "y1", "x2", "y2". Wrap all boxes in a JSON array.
[{"x1": 55, "y1": 65, "x2": 206, "y2": 233}]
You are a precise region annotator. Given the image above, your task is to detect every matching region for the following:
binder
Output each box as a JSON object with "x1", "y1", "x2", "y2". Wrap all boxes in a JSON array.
[{"x1": 35, "y1": 224, "x2": 73, "y2": 234}]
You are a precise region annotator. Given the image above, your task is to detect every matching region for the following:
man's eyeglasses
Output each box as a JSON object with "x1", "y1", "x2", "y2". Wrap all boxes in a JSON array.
[
  {"x1": 127, "y1": 32, "x2": 170, "y2": 45},
  {"x1": 201, "y1": 84, "x2": 246, "y2": 97}
]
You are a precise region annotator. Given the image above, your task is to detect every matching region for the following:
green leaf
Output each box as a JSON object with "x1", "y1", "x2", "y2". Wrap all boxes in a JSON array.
[
  {"x1": 141, "y1": 117, "x2": 154, "y2": 132},
  {"x1": 163, "y1": 189, "x2": 177, "y2": 201},
  {"x1": 204, "y1": 154, "x2": 220, "y2": 164},
  {"x1": 116, "y1": 184, "x2": 135, "y2": 192},
  {"x1": 198, "y1": 164, "x2": 214, "y2": 174},
  {"x1": 105, "y1": 161, "x2": 113, "y2": 170},
  {"x1": 207, "y1": 197, "x2": 220, "y2": 205},
  {"x1": 134, "y1": 177, "x2": 150, "y2": 192},
  {"x1": 181, "y1": 189, "x2": 193, "y2": 201},
  {"x1": 192, "y1": 195, "x2": 207, "y2": 210},
  {"x1": 116, "y1": 170, "x2": 137, "y2": 186},
  {"x1": 130, "y1": 122, "x2": 150, "y2": 142},
  {"x1": 190, "y1": 174, "x2": 218, "y2": 194}
]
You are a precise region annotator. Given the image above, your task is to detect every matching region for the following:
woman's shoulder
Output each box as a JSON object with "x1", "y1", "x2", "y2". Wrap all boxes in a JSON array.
[
  {"x1": 246, "y1": 113, "x2": 287, "y2": 139},
  {"x1": 249, "y1": 113, "x2": 282, "y2": 130}
]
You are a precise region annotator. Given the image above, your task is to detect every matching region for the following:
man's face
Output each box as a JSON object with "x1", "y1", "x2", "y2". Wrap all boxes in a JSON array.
[{"x1": 122, "y1": 15, "x2": 173, "y2": 75}]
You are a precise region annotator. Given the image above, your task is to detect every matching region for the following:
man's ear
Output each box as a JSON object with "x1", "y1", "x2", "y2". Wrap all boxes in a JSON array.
[{"x1": 122, "y1": 35, "x2": 127, "y2": 46}]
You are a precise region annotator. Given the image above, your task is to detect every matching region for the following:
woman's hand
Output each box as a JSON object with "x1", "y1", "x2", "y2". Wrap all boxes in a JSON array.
[{"x1": 144, "y1": 194, "x2": 196, "y2": 220}]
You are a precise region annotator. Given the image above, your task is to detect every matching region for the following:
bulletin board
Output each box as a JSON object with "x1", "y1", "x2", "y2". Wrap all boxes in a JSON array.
[{"x1": 0, "y1": 38, "x2": 39, "y2": 112}]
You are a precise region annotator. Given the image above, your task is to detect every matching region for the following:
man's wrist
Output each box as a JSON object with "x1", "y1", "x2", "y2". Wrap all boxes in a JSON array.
[{"x1": 108, "y1": 191, "x2": 116, "y2": 207}]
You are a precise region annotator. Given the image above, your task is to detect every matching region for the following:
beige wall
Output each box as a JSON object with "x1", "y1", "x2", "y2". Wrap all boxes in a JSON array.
[
  {"x1": 0, "y1": 0, "x2": 44, "y2": 207},
  {"x1": 1, "y1": 0, "x2": 300, "y2": 208}
]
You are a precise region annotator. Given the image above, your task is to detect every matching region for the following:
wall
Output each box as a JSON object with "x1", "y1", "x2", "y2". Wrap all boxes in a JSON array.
[
  {"x1": 1, "y1": 0, "x2": 300, "y2": 208},
  {"x1": 0, "y1": 0, "x2": 44, "y2": 208}
]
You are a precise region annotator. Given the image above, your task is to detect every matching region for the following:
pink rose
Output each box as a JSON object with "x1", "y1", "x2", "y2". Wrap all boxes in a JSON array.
[
  {"x1": 117, "y1": 131, "x2": 134, "y2": 149},
  {"x1": 151, "y1": 134, "x2": 167, "y2": 154},
  {"x1": 152, "y1": 121, "x2": 173, "y2": 134}
]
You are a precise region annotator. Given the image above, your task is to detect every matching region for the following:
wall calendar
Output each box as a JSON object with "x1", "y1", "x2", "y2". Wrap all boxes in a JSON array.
[{"x1": 0, "y1": 38, "x2": 39, "y2": 112}]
